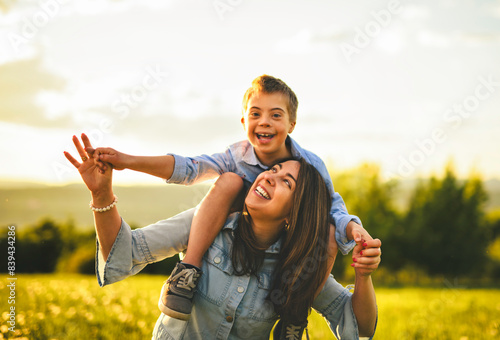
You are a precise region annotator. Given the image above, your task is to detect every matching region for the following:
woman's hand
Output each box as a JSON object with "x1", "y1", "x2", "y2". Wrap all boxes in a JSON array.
[
  {"x1": 351, "y1": 239, "x2": 382, "y2": 277},
  {"x1": 64, "y1": 134, "x2": 113, "y2": 195}
]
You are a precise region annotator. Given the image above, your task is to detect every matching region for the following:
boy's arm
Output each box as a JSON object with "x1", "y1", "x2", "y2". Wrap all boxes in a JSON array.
[
  {"x1": 90, "y1": 147, "x2": 234, "y2": 184},
  {"x1": 310, "y1": 156, "x2": 372, "y2": 254},
  {"x1": 87, "y1": 146, "x2": 176, "y2": 180},
  {"x1": 331, "y1": 192, "x2": 372, "y2": 253}
]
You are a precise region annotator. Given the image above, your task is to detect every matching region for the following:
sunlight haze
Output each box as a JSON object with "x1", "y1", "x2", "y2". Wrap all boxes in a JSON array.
[{"x1": 1, "y1": 0, "x2": 499, "y2": 184}]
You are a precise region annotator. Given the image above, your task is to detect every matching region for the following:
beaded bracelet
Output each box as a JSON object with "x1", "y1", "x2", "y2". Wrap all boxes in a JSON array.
[{"x1": 89, "y1": 195, "x2": 118, "y2": 213}]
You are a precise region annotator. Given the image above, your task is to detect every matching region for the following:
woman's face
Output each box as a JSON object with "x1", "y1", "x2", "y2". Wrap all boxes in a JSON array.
[{"x1": 245, "y1": 160, "x2": 300, "y2": 224}]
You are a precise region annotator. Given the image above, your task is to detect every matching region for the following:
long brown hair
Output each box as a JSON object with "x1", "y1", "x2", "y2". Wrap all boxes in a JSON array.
[{"x1": 231, "y1": 158, "x2": 332, "y2": 323}]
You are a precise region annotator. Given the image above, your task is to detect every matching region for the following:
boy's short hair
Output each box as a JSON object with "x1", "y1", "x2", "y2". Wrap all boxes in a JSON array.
[{"x1": 242, "y1": 75, "x2": 298, "y2": 122}]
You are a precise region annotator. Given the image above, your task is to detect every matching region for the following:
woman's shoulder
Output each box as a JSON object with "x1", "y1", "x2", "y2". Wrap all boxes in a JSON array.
[{"x1": 223, "y1": 212, "x2": 241, "y2": 231}]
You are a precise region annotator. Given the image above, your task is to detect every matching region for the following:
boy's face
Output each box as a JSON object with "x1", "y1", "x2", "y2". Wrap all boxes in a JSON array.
[{"x1": 241, "y1": 92, "x2": 296, "y2": 166}]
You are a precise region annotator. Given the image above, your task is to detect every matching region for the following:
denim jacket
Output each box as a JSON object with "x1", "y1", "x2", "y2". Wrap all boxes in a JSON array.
[
  {"x1": 96, "y1": 208, "x2": 375, "y2": 340},
  {"x1": 166, "y1": 136, "x2": 361, "y2": 255}
]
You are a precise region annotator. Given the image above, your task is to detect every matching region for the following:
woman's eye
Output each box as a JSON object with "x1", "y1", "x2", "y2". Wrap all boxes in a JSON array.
[
  {"x1": 284, "y1": 179, "x2": 291, "y2": 188},
  {"x1": 271, "y1": 167, "x2": 277, "y2": 173}
]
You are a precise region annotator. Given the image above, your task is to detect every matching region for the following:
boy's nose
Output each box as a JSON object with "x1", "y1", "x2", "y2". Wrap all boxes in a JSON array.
[{"x1": 258, "y1": 116, "x2": 271, "y2": 126}]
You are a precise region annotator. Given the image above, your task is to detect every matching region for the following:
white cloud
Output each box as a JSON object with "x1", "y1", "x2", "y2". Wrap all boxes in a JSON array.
[
  {"x1": 482, "y1": 2, "x2": 500, "y2": 19},
  {"x1": 401, "y1": 4, "x2": 431, "y2": 21},
  {"x1": 273, "y1": 28, "x2": 347, "y2": 55},
  {"x1": 373, "y1": 28, "x2": 406, "y2": 54},
  {"x1": 274, "y1": 29, "x2": 316, "y2": 55},
  {"x1": 416, "y1": 30, "x2": 455, "y2": 48}
]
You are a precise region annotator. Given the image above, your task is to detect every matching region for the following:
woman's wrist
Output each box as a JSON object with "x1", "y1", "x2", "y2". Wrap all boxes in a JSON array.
[
  {"x1": 91, "y1": 190, "x2": 115, "y2": 206},
  {"x1": 355, "y1": 271, "x2": 373, "y2": 281}
]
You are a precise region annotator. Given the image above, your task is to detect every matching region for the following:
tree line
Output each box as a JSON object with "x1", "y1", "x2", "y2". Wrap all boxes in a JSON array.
[
  {"x1": 2, "y1": 164, "x2": 500, "y2": 283},
  {"x1": 330, "y1": 164, "x2": 500, "y2": 283}
]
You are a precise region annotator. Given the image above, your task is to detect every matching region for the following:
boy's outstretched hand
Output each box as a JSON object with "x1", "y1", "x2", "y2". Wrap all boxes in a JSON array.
[
  {"x1": 85, "y1": 146, "x2": 131, "y2": 171},
  {"x1": 347, "y1": 221, "x2": 373, "y2": 244}
]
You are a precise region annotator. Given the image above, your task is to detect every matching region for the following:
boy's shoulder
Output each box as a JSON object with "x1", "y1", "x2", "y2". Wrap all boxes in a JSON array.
[
  {"x1": 227, "y1": 139, "x2": 252, "y2": 153},
  {"x1": 288, "y1": 137, "x2": 325, "y2": 166},
  {"x1": 225, "y1": 140, "x2": 261, "y2": 167},
  {"x1": 222, "y1": 137, "x2": 327, "y2": 170}
]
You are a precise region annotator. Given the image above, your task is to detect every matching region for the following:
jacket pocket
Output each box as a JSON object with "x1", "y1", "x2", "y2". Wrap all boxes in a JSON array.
[{"x1": 248, "y1": 270, "x2": 278, "y2": 322}]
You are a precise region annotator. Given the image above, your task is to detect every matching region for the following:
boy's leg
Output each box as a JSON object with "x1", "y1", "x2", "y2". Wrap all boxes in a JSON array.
[
  {"x1": 159, "y1": 172, "x2": 244, "y2": 319},
  {"x1": 182, "y1": 172, "x2": 244, "y2": 267}
]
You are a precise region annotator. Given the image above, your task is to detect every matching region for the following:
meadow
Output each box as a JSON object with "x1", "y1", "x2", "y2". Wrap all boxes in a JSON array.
[{"x1": 1, "y1": 274, "x2": 499, "y2": 339}]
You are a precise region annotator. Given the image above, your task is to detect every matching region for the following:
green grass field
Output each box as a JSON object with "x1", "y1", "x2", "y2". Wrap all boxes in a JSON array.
[{"x1": 1, "y1": 275, "x2": 499, "y2": 339}]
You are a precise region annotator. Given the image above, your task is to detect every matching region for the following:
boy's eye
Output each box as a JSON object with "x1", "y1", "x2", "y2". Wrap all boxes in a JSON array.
[
  {"x1": 250, "y1": 112, "x2": 260, "y2": 117},
  {"x1": 272, "y1": 113, "x2": 282, "y2": 118}
]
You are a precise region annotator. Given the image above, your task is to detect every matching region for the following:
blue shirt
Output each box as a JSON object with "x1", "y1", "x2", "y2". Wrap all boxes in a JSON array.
[
  {"x1": 167, "y1": 136, "x2": 360, "y2": 255},
  {"x1": 96, "y1": 208, "x2": 375, "y2": 340}
]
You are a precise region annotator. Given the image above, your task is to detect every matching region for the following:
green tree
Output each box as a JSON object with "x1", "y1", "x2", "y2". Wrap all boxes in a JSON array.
[
  {"x1": 331, "y1": 163, "x2": 402, "y2": 276},
  {"x1": 17, "y1": 218, "x2": 64, "y2": 272},
  {"x1": 404, "y1": 167, "x2": 489, "y2": 277}
]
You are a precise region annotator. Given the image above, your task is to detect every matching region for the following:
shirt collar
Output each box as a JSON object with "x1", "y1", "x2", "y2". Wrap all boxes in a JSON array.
[
  {"x1": 241, "y1": 136, "x2": 301, "y2": 169},
  {"x1": 241, "y1": 143, "x2": 267, "y2": 169}
]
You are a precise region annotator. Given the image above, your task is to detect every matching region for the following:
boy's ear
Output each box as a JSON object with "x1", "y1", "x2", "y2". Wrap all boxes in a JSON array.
[
  {"x1": 241, "y1": 116, "x2": 246, "y2": 128},
  {"x1": 288, "y1": 121, "x2": 296, "y2": 134}
]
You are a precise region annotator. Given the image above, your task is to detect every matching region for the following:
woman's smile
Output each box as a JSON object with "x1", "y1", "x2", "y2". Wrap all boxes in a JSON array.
[{"x1": 254, "y1": 184, "x2": 271, "y2": 200}]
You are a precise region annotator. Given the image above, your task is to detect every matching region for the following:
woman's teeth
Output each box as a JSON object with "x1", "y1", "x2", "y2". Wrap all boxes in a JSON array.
[{"x1": 255, "y1": 185, "x2": 270, "y2": 199}]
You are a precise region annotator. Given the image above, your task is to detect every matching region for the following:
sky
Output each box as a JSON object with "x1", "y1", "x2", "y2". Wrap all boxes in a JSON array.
[{"x1": 0, "y1": 0, "x2": 499, "y2": 185}]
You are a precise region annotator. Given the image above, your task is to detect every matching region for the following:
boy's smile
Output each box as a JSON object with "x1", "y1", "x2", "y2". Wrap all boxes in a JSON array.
[{"x1": 241, "y1": 92, "x2": 296, "y2": 166}]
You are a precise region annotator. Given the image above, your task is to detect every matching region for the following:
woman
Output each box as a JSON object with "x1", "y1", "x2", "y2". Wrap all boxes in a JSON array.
[{"x1": 64, "y1": 135, "x2": 381, "y2": 339}]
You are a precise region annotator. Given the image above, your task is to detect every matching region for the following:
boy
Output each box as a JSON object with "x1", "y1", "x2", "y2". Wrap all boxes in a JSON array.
[{"x1": 91, "y1": 75, "x2": 372, "y2": 328}]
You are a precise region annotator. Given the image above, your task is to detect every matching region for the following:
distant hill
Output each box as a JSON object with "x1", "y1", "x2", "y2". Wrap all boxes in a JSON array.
[
  {"x1": 0, "y1": 183, "x2": 211, "y2": 230},
  {"x1": 391, "y1": 178, "x2": 500, "y2": 213},
  {"x1": 1, "y1": 178, "x2": 499, "y2": 230}
]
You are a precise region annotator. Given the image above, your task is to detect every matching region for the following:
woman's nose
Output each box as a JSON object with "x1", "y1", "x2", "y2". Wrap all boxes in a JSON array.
[{"x1": 262, "y1": 172, "x2": 275, "y2": 185}]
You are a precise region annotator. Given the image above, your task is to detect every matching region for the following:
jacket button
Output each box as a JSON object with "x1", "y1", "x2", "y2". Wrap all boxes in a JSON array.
[
  {"x1": 237, "y1": 286, "x2": 244, "y2": 293},
  {"x1": 226, "y1": 315, "x2": 233, "y2": 322},
  {"x1": 214, "y1": 256, "x2": 221, "y2": 264}
]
